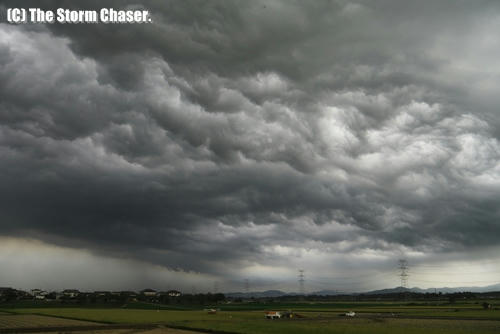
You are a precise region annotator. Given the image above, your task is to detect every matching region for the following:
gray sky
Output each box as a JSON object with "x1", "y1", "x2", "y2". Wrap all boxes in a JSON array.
[{"x1": 1, "y1": 0, "x2": 500, "y2": 293}]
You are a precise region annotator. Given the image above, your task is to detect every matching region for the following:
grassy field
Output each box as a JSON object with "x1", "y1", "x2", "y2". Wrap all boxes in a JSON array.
[{"x1": 2, "y1": 301, "x2": 500, "y2": 334}]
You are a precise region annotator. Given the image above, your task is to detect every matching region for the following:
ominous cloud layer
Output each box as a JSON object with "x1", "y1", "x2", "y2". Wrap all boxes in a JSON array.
[{"x1": 1, "y1": 0, "x2": 500, "y2": 291}]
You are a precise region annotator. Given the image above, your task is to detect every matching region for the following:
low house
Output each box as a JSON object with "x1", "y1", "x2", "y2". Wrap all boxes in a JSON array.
[
  {"x1": 265, "y1": 311, "x2": 282, "y2": 319},
  {"x1": 95, "y1": 291, "x2": 111, "y2": 297},
  {"x1": 31, "y1": 289, "x2": 43, "y2": 296},
  {"x1": 141, "y1": 288, "x2": 157, "y2": 297},
  {"x1": 31, "y1": 289, "x2": 48, "y2": 299},
  {"x1": 167, "y1": 290, "x2": 182, "y2": 297},
  {"x1": 62, "y1": 289, "x2": 80, "y2": 298}
]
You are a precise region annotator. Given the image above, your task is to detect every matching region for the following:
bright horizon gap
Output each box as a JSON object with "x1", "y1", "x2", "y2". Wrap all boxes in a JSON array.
[{"x1": 1, "y1": 237, "x2": 499, "y2": 293}]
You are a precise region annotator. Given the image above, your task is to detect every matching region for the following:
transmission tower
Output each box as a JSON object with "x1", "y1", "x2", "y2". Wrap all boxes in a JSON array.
[
  {"x1": 298, "y1": 269, "x2": 305, "y2": 295},
  {"x1": 244, "y1": 279, "x2": 249, "y2": 293},
  {"x1": 398, "y1": 259, "x2": 409, "y2": 288}
]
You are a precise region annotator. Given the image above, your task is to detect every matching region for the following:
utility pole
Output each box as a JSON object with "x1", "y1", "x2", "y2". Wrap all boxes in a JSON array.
[
  {"x1": 298, "y1": 269, "x2": 305, "y2": 295},
  {"x1": 244, "y1": 279, "x2": 249, "y2": 293},
  {"x1": 213, "y1": 281, "x2": 219, "y2": 294}
]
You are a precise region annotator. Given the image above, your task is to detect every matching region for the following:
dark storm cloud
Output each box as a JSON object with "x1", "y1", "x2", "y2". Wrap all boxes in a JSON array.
[{"x1": 1, "y1": 0, "x2": 500, "y2": 282}]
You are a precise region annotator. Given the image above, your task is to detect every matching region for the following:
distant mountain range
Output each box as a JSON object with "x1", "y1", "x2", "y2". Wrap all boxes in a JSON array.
[
  {"x1": 364, "y1": 283, "x2": 500, "y2": 295},
  {"x1": 225, "y1": 283, "x2": 500, "y2": 298}
]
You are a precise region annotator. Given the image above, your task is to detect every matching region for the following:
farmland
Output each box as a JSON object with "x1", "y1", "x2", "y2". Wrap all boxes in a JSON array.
[
  {"x1": 2, "y1": 300, "x2": 500, "y2": 334},
  {"x1": 0, "y1": 313, "x2": 98, "y2": 328},
  {"x1": 0, "y1": 312, "x2": 201, "y2": 334}
]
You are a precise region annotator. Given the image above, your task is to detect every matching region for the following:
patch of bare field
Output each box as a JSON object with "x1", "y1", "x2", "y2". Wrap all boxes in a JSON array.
[
  {"x1": 0, "y1": 314, "x2": 98, "y2": 328},
  {"x1": 24, "y1": 328, "x2": 202, "y2": 334},
  {"x1": 0, "y1": 314, "x2": 202, "y2": 334}
]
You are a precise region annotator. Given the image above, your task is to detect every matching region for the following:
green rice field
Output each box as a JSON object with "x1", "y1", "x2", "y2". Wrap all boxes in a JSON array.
[{"x1": 2, "y1": 301, "x2": 500, "y2": 334}]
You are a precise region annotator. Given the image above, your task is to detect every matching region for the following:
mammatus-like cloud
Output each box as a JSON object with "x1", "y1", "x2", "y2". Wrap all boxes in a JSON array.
[{"x1": 1, "y1": 0, "x2": 500, "y2": 291}]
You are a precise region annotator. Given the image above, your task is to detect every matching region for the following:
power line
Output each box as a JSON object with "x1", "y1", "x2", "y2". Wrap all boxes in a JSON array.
[
  {"x1": 313, "y1": 271, "x2": 395, "y2": 282},
  {"x1": 412, "y1": 269, "x2": 500, "y2": 275}
]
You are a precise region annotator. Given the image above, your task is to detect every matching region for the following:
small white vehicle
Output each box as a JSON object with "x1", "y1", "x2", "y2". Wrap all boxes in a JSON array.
[
  {"x1": 265, "y1": 311, "x2": 282, "y2": 319},
  {"x1": 345, "y1": 311, "x2": 356, "y2": 317}
]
